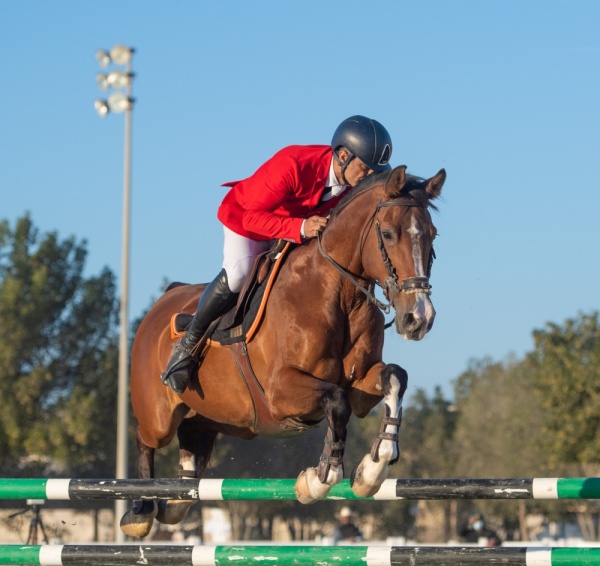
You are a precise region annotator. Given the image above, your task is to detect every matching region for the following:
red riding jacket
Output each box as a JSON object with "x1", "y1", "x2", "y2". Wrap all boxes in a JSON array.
[{"x1": 217, "y1": 144, "x2": 349, "y2": 243}]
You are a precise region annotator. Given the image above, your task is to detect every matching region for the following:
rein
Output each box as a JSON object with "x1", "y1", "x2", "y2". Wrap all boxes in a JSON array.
[
  {"x1": 317, "y1": 230, "x2": 390, "y2": 312},
  {"x1": 316, "y1": 195, "x2": 432, "y2": 321}
]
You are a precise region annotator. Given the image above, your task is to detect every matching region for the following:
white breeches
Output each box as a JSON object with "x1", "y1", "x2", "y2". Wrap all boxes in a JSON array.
[{"x1": 222, "y1": 226, "x2": 271, "y2": 293}]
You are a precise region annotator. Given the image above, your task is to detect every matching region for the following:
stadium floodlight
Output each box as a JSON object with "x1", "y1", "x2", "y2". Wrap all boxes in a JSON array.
[
  {"x1": 107, "y1": 91, "x2": 133, "y2": 113},
  {"x1": 107, "y1": 70, "x2": 133, "y2": 89},
  {"x1": 94, "y1": 99, "x2": 109, "y2": 118},
  {"x1": 94, "y1": 45, "x2": 135, "y2": 544},
  {"x1": 110, "y1": 44, "x2": 134, "y2": 65},
  {"x1": 95, "y1": 49, "x2": 111, "y2": 69}
]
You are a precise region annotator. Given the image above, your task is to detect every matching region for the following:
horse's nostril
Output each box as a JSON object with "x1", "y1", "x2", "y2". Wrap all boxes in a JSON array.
[{"x1": 402, "y1": 313, "x2": 416, "y2": 329}]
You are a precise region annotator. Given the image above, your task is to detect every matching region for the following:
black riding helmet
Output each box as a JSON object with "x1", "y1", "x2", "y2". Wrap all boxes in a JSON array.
[{"x1": 331, "y1": 115, "x2": 392, "y2": 184}]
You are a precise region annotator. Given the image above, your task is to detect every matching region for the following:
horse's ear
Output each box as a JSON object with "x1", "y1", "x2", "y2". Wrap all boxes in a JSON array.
[
  {"x1": 425, "y1": 168, "x2": 446, "y2": 200},
  {"x1": 383, "y1": 165, "x2": 407, "y2": 199}
]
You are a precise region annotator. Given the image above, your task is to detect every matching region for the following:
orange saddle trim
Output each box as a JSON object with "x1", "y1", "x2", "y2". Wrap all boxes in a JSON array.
[{"x1": 169, "y1": 242, "x2": 291, "y2": 346}]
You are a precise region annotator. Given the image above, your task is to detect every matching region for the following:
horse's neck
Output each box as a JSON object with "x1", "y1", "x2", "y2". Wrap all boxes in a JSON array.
[{"x1": 322, "y1": 188, "x2": 380, "y2": 274}]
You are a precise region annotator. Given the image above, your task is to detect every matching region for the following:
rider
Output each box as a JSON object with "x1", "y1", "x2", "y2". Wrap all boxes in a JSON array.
[{"x1": 162, "y1": 115, "x2": 393, "y2": 394}]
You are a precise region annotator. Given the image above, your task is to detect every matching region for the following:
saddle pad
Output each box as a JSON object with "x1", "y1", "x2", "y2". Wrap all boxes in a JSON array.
[
  {"x1": 171, "y1": 312, "x2": 193, "y2": 335},
  {"x1": 169, "y1": 241, "x2": 291, "y2": 345}
]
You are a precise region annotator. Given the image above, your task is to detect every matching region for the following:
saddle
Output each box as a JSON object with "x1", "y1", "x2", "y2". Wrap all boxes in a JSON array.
[
  {"x1": 169, "y1": 239, "x2": 291, "y2": 345},
  {"x1": 169, "y1": 240, "x2": 314, "y2": 437}
]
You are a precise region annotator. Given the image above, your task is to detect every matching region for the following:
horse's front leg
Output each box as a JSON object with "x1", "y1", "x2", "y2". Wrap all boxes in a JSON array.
[
  {"x1": 295, "y1": 384, "x2": 351, "y2": 504},
  {"x1": 350, "y1": 363, "x2": 408, "y2": 497},
  {"x1": 269, "y1": 371, "x2": 351, "y2": 504}
]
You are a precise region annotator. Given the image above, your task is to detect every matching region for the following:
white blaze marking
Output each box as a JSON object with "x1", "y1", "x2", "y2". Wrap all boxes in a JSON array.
[
  {"x1": 405, "y1": 214, "x2": 435, "y2": 335},
  {"x1": 407, "y1": 215, "x2": 425, "y2": 277},
  {"x1": 400, "y1": 214, "x2": 435, "y2": 338}
]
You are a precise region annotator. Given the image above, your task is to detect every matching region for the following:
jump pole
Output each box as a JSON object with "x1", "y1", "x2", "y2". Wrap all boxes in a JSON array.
[
  {"x1": 1, "y1": 477, "x2": 600, "y2": 501},
  {"x1": 2, "y1": 545, "x2": 600, "y2": 566}
]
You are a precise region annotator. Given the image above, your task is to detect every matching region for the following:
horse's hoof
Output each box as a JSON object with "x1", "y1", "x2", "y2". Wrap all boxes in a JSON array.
[
  {"x1": 294, "y1": 469, "x2": 319, "y2": 504},
  {"x1": 156, "y1": 500, "x2": 196, "y2": 524},
  {"x1": 119, "y1": 501, "x2": 158, "y2": 539},
  {"x1": 350, "y1": 460, "x2": 385, "y2": 498},
  {"x1": 295, "y1": 467, "x2": 333, "y2": 504}
]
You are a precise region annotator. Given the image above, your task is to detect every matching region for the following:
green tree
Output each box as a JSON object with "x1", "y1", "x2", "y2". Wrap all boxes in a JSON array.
[
  {"x1": 453, "y1": 357, "x2": 547, "y2": 477},
  {"x1": 528, "y1": 312, "x2": 600, "y2": 472},
  {"x1": 400, "y1": 387, "x2": 458, "y2": 479},
  {"x1": 452, "y1": 356, "x2": 548, "y2": 541},
  {"x1": 527, "y1": 312, "x2": 600, "y2": 540},
  {"x1": 391, "y1": 387, "x2": 459, "y2": 542},
  {"x1": 0, "y1": 214, "x2": 120, "y2": 477}
]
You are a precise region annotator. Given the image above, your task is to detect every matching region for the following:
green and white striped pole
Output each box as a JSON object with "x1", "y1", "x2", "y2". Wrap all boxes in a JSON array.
[
  {"x1": 2, "y1": 545, "x2": 600, "y2": 566},
  {"x1": 1, "y1": 477, "x2": 600, "y2": 501}
]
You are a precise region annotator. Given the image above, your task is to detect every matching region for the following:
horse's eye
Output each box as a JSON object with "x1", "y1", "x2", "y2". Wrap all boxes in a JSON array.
[{"x1": 382, "y1": 231, "x2": 393, "y2": 241}]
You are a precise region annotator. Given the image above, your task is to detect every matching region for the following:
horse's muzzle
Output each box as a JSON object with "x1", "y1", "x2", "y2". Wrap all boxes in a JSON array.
[{"x1": 395, "y1": 297, "x2": 436, "y2": 341}]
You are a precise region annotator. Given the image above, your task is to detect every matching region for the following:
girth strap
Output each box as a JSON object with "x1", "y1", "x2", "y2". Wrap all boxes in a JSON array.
[{"x1": 230, "y1": 342, "x2": 312, "y2": 437}]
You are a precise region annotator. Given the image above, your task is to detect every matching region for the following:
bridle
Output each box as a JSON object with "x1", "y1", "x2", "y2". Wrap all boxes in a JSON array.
[{"x1": 317, "y1": 195, "x2": 433, "y2": 317}]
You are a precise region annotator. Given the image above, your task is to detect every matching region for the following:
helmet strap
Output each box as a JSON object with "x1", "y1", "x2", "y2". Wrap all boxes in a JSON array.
[{"x1": 333, "y1": 147, "x2": 355, "y2": 186}]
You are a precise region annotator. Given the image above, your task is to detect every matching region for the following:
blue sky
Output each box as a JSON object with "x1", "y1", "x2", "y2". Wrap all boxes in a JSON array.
[{"x1": 1, "y1": 2, "x2": 599, "y2": 401}]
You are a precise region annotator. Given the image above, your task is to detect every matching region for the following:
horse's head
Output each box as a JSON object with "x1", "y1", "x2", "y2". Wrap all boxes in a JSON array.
[{"x1": 362, "y1": 165, "x2": 445, "y2": 340}]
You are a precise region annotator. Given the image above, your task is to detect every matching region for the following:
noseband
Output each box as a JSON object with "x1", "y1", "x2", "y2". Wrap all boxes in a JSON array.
[{"x1": 317, "y1": 196, "x2": 433, "y2": 316}]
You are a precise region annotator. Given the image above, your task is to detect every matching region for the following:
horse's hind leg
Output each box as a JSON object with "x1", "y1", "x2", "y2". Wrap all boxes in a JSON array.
[
  {"x1": 176, "y1": 417, "x2": 218, "y2": 478},
  {"x1": 156, "y1": 418, "x2": 218, "y2": 525},
  {"x1": 351, "y1": 363, "x2": 408, "y2": 497},
  {"x1": 295, "y1": 385, "x2": 351, "y2": 504},
  {"x1": 120, "y1": 429, "x2": 159, "y2": 538}
]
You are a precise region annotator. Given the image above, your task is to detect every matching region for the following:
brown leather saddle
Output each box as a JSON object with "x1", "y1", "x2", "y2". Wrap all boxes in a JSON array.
[
  {"x1": 169, "y1": 239, "x2": 290, "y2": 345},
  {"x1": 169, "y1": 240, "x2": 318, "y2": 437}
]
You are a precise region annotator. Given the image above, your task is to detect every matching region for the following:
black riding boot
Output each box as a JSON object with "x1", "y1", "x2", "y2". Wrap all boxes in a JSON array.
[{"x1": 162, "y1": 269, "x2": 238, "y2": 394}]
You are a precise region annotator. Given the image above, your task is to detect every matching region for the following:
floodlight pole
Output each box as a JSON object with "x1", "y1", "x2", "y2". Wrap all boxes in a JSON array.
[
  {"x1": 115, "y1": 53, "x2": 133, "y2": 544},
  {"x1": 95, "y1": 45, "x2": 135, "y2": 544}
]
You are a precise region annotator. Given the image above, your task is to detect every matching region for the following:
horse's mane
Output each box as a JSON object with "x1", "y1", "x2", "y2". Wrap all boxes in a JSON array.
[
  {"x1": 330, "y1": 170, "x2": 389, "y2": 217},
  {"x1": 332, "y1": 169, "x2": 437, "y2": 218}
]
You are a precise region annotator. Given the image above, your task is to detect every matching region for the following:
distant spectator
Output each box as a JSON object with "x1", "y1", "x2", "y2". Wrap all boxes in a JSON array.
[
  {"x1": 333, "y1": 506, "x2": 363, "y2": 544},
  {"x1": 459, "y1": 513, "x2": 502, "y2": 547}
]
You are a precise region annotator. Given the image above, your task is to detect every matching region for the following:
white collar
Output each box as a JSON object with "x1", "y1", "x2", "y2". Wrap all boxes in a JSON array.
[{"x1": 322, "y1": 159, "x2": 348, "y2": 200}]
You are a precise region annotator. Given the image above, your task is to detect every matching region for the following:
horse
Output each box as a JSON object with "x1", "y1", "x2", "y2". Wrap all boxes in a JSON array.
[{"x1": 120, "y1": 165, "x2": 446, "y2": 538}]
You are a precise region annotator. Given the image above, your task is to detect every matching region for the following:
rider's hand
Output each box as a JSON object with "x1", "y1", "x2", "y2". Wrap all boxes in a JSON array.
[{"x1": 303, "y1": 215, "x2": 328, "y2": 239}]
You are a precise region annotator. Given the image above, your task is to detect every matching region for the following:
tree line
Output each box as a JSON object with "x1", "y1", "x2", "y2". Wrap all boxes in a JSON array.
[{"x1": 1, "y1": 214, "x2": 599, "y2": 541}]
